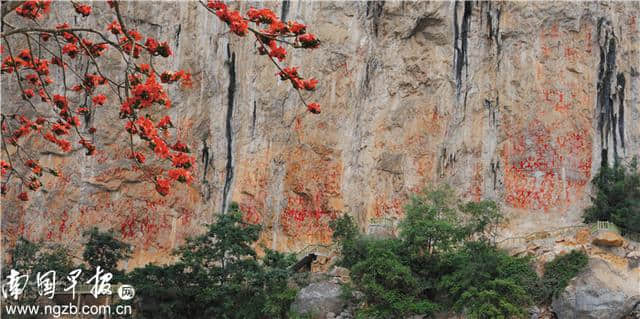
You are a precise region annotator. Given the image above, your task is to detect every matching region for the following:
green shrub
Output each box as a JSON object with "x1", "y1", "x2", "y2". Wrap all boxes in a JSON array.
[
  {"x1": 83, "y1": 227, "x2": 131, "y2": 282},
  {"x1": 584, "y1": 158, "x2": 640, "y2": 233},
  {"x1": 350, "y1": 239, "x2": 438, "y2": 318},
  {"x1": 126, "y1": 203, "x2": 298, "y2": 319},
  {"x1": 438, "y1": 241, "x2": 537, "y2": 318},
  {"x1": 538, "y1": 250, "x2": 588, "y2": 303},
  {"x1": 334, "y1": 186, "x2": 544, "y2": 318}
]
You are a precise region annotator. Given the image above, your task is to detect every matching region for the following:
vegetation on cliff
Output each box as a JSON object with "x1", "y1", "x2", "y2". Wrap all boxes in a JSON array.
[
  {"x1": 584, "y1": 157, "x2": 640, "y2": 234},
  {"x1": 331, "y1": 186, "x2": 587, "y2": 319}
]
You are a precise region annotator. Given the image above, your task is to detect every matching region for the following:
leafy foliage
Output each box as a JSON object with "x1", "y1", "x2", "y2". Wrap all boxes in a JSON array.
[
  {"x1": 584, "y1": 158, "x2": 640, "y2": 233},
  {"x1": 83, "y1": 227, "x2": 131, "y2": 281},
  {"x1": 331, "y1": 186, "x2": 581, "y2": 318},
  {"x1": 1, "y1": 238, "x2": 76, "y2": 317},
  {"x1": 329, "y1": 214, "x2": 366, "y2": 268},
  {"x1": 126, "y1": 203, "x2": 298, "y2": 319},
  {"x1": 350, "y1": 239, "x2": 438, "y2": 318},
  {"x1": 438, "y1": 241, "x2": 537, "y2": 318},
  {"x1": 537, "y1": 250, "x2": 588, "y2": 303}
]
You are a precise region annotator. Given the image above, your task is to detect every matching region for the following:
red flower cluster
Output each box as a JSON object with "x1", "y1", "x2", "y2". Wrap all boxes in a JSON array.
[
  {"x1": 208, "y1": 1, "x2": 249, "y2": 36},
  {"x1": 155, "y1": 178, "x2": 170, "y2": 196},
  {"x1": 278, "y1": 66, "x2": 317, "y2": 91},
  {"x1": 205, "y1": 2, "x2": 322, "y2": 114},
  {"x1": 168, "y1": 168, "x2": 193, "y2": 183},
  {"x1": 74, "y1": 3, "x2": 91, "y2": 17},
  {"x1": 1, "y1": 161, "x2": 11, "y2": 176},
  {"x1": 15, "y1": 0, "x2": 51, "y2": 19},
  {"x1": 18, "y1": 192, "x2": 29, "y2": 201},
  {"x1": 2, "y1": 1, "x2": 200, "y2": 202},
  {"x1": 43, "y1": 132, "x2": 72, "y2": 152},
  {"x1": 92, "y1": 94, "x2": 107, "y2": 106},
  {"x1": 120, "y1": 75, "x2": 169, "y2": 116},
  {"x1": 145, "y1": 38, "x2": 172, "y2": 57},
  {"x1": 62, "y1": 43, "x2": 79, "y2": 58},
  {"x1": 156, "y1": 116, "x2": 173, "y2": 129},
  {"x1": 107, "y1": 20, "x2": 122, "y2": 35},
  {"x1": 160, "y1": 70, "x2": 192, "y2": 88},
  {"x1": 81, "y1": 38, "x2": 108, "y2": 57},
  {"x1": 298, "y1": 33, "x2": 320, "y2": 49},
  {"x1": 307, "y1": 103, "x2": 321, "y2": 114}
]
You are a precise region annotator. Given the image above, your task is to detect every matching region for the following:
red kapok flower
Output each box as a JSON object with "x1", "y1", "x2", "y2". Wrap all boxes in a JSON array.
[
  {"x1": 307, "y1": 102, "x2": 321, "y2": 114},
  {"x1": 1, "y1": 160, "x2": 11, "y2": 175},
  {"x1": 52, "y1": 95, "x2": 68, "y2": 109},
  {"x1": 171, "y1": 152, "x2": 195, "y2": 168},
  {"x1": 62, "y1": 43, "x2": 79, "y2": 58},
  {"x1": 156, "y1": 116, "x2": 173, "y2": 129},
  {"x1": 268, "y1": 45, "x2": 287, "y2": 61},
  {"x1": 156, "y1": 42, "x2": 172, "y2": 58},
  {"x1": 145, "y1": 38, "x2": 158, "y2": 53},
  {"x1": 92, "y1": 94, "x2": 106, "y2": 105},
  {"x1": 303, "y1": 78, "x2": 318, "y2": 91},
  {"x1": 172, "y1": 141, "x2": 190, "y2": 152},
  {"x1": 288, "y1": 21, "x2": 307, "y2": 35},
  {"x1": 298, "y1": 33, "x2": 320, "y2": 49},
  {"x1": 228, "y1": 12, "x2": 249, "y2": 36},
  {"x1": 155, "y1": 178, "x2": 170, "y2": 196},
  {"x1": 151, "y1": 136, "x2": 170, "y2": 158},
  {"x1": 207, "y1": 0, "x2": 226, "y2": 11},
  {"x1": 107, "y1": 20, "x2": 122, "y2": 35},
  {"x1": 129, "y1": 151, "x2": 146, "y2": 164},
  {"x1": 168, "y1": 168, "x2": 193, "y2": 183},
  {"x1": 18, "y1": 192, "x2": 29, "y2": 201},
  {"x1": 22, "y1": 89, "x2": 35, "y2": 99},
  {"x1": 74, "y1": 4, "x2": 91, "y2": 17}
]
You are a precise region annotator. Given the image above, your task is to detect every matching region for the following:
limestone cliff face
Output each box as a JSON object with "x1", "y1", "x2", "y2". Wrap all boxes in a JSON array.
[{"x1": 2, "y1": 1, "x2": 639, "y2": 268}]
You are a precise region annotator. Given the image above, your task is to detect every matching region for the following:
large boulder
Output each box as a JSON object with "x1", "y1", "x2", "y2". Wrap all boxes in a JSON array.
[
  {"x1": 552, "y1": 258, "x2": 640, "y2": 319},
  {"x1": 291, "y1": 281, "x2": 346, "y2": 318},
  {"x1": 592, "y1": 231, "x2": 625, "y2": 247}
]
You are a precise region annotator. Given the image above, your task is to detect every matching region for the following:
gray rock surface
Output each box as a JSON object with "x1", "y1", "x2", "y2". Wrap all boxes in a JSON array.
[
  {"x1": 291, "y1": 281, "x2": 346, "y2": 318},
  {"x1": 552, "y1": 258, "x2": 640, "y2": 319}
]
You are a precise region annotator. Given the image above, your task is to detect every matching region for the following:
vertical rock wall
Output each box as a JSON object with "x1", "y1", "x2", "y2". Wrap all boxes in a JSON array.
[{"x1": 1, "y1": 1, "x2": 639, "y2": 267}]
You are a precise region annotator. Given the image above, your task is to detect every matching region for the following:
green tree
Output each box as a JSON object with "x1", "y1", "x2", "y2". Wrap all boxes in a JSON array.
[
  {"x1": 127, "y1": 203, "x2": 297, "y2": 319},
  {"x1": 438, "y1": 241, "x2": 538, "y2": 319},
  {"x1": 329, "y1": 214, "x2": 368, "y2": 268},
  {"x1": 537, "y1": 250, "x2": 588, "y2": 303},
  {"x1": 399, "y1": 185, "x2": 464, "y2": 258},
  {"x1": 2, "y1": 238, "x2": 75, "y2": 318},
  {"x1": 83, "y1": 227, "x2": 131, "y2": 281},
  {"x1": 584, "y1": 158, "x2": 640, "y2": 233},
  {"x1": 350, "y1": 239, "x2": 438, "y2": 318}
]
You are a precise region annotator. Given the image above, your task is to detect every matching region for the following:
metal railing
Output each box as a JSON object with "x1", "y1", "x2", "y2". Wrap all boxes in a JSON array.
[{"x1": 294, "y1": 243, "x2": 338, "y2": 259}]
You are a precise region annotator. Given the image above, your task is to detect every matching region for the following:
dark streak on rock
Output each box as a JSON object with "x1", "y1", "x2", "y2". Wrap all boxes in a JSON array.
[
  {"x1": 252, "y1": 100, "x2": 257, "y2": 138},
  {"x1": 366, "y1": 1, "x2": 385, "y2": 37},
  {"x1": 221, "y1": 45, "x2": 236, "y2": 214},
  {"x1": 596, "y1": 18, "x2": 623, "y2": 166},
  {"x1": 453, "y1": 1, "x2": 472, "y2": 98},
  {"x1": 175, "y1": 24, "x2": 181, "y2": 48},
  {"x1": 484, "y1": 1, "x2": 501, "y2": 57},
  {"x1": 202, "y1": 141, "x2": 210, "y2": 183},
  {"x1": 617, "y1": 72, "x2": 625, "y2": 149},
  {"x1": 490, "y1": 161, "x2": 499, "y2": 190},
  {"x1": 362, "y1": 57, "x2": 379, "y2": 96},
  {"x1": 281, "y1": 0, "x2": 290, "y2": 22}
]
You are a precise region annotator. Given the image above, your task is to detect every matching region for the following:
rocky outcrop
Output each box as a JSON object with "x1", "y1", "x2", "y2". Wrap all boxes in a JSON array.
[
  {"x1": 291, "y1": 281, "x2": 346, "y2": 318},
  {"x1": 592, "y1": 230, "x2": 625, "y2": 247},
  {"x1": 552, "y1": 257, "x2": 640, "y2": 319},
  {"x1": 1, "y1": 2, "x2": 639, "y2": 268}
]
